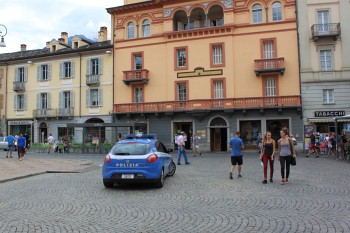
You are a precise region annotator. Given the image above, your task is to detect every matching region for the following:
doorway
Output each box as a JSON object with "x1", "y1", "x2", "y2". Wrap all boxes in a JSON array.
[
  {"x1": 266, "y1": 119, "x2": 289, "y2": 142},
  {"x1": 39, "y1": 122, "x2": 48, "y2": 143},
  {"x1": 209, "y1": 117, "x2": 228, "y2": 152},
  {"x1": 173, "y1": 122, "x2": 192, "y2": 150}
]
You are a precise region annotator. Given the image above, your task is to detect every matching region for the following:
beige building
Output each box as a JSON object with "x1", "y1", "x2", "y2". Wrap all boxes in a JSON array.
[
  {"x1": 297, "y1": 0, "x2": 350, "y2": 136},
  {"x1": 109, "y1": 0, "x2": 302, "y2": 151},
  {"x1": 0, "y1": 27, "x2": 114, "y2": 144}
]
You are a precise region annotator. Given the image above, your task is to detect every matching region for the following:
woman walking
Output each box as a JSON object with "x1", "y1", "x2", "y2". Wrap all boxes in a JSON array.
[
  {"x1": 259, "y1": 131, "x2": 276, "y2": 184},
  {"x1": 278, "y1": 127, "x2": 296, "y2": 185}
]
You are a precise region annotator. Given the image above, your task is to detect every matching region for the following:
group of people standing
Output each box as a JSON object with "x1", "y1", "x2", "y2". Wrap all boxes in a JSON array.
[
  {"x1": 229, "y1": 127, "x2": 296, "y2": 185},
  {"x1": 6, "y1": 132, "x2": 29, "y2": 161}
]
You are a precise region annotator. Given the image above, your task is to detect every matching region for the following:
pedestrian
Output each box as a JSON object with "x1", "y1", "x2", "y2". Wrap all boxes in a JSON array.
[
  {"x1": 327, "y1": 132, "x2": 335, "y2": 158},
  {"x1": 324, "y1": 134, "x2": 329, "y2": 155},
  {"x1": 6, "y1": 133, "x2": 15, "y2": 158},
  {"x1": 47, "y1": 133, "x2": 55, "y2": 154},
  {"x1": 192, "y1": 133, "x2": 201, "y2": 157},
  {"x1": 177, "y1": 131, "x2": 190, "y2": 165},
  {"x1": 24, "y1": 132, "x2": 30, "y2": 153},
  {"x1": 228, "y1": 131, "x2": 244, "y2": 179},
  {"x1": 307, "y1": 131, "x2": 319, "y2": 158},
  {"x1": 17, "y1": 133, "x2": 26, "y2": 161},
  {"x1": 259, "y1": 131, "x2": 276, "y2": 183},
  {"x1": 257, "y1": 132, "x2": 262, "y2": 154},
  {"x1": 278, "y1": 127, "x2": 296, "y2": 185}
]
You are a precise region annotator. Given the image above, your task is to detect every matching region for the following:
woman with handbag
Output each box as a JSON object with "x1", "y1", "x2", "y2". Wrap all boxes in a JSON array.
[
  {"x1": 278, "y1": 127, "x2": 296, "y2": 185},
  {"x1": 259, "y1": 131, "x2": 275, "y2": 184}
]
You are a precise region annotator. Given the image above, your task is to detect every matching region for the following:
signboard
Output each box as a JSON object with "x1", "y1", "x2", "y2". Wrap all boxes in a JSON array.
[
  {"x1": 8, "y1": 121, "x2": 32, "y2": 125},
  {"x1": 304, "y1": 125, "x2": 315, "y2": 138},
  {"x1": 314, "y1": 111, "x2": 345, "y2": 117}
]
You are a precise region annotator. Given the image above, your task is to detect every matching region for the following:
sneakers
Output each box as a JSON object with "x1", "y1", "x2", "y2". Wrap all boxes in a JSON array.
[
  {"x1": 238, "y1": 174, "x2": 242, "y2": 178},
  {"x1": 229, "y1": 172, "x2": 233, "y2": 180},
  {"x1": 262, "y1": 180, "x2": 267, "y2": 184},
  {"x1": 185, "y1": 162, "x2": 190, "y2": 165}
]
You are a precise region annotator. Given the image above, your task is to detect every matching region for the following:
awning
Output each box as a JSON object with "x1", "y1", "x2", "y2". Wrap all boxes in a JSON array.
[
  {"x1": 308, "y1": 118, "x2": 334, "y2": 123},
  {"x1": 335, "y1": 115, "x2": 350, "y2": 122}
]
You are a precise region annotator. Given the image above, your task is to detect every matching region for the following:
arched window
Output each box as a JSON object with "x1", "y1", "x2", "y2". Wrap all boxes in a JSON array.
[
  {"x1": 252, "y1": 4, "x2": 263, "y2": 23},
  {"x1": 127, "y1": 22, "x2": 134, "y2": 39},
  {"x1": 173, "y1": 10, "x2": 188, "y2": 31},
  {"x1": 272, "y1": 2, "x2": 282, "y2": 21},
  {"x1": 142, "y1": 19, "x2": 150, "y2": 37}
]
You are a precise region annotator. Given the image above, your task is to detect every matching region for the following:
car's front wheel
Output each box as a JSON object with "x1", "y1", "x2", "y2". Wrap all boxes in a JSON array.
[
  {"x1": 167, "y1": 162, "x2": 176, "y2": 177},
  {"x1": 103, "y1": 179, "x2": 114, "y2": 188},
  {"x1": 155, "y1": 169, "x2": 164, "y2": 188}
]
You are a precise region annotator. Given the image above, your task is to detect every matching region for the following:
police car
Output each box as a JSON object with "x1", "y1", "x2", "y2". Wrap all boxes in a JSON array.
[{"x1": 102, "y1": 134, "x2": 176, "y2": 188}]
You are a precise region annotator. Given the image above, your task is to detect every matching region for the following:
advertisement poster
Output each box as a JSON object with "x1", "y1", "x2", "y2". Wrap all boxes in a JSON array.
[{"x1": 304, "y1": 125, "x2": 315, "y2": 138}]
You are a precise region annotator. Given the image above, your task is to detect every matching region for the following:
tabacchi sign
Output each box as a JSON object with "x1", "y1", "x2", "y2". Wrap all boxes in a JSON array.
[{"x1": 314, "y1": 111, "x2": 345, "y2": 117}]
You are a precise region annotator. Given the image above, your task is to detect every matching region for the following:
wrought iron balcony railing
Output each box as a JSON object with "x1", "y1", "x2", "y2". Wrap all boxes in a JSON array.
[
  {"x1": 33, "y1": 108, "x2": 74, "y2": 118},
  {"x1": 86, "y1": 74, "x2": 100, "y2": 85},
  {"x1": 13, "y1": 82, "x2": 25, "y2": 92},
  {"x1": 57, "y1": 107, "x2": 74, "y2": 117},
  {"x1": 311, "y1": 23, "x2": 341, "y2": 41}
]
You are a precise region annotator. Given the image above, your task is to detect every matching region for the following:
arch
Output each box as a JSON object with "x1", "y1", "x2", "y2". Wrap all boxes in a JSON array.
[
  {"x1": 142, "y1": 19, "x2": 151, "y2": 37},
  {"x1": 252, "y1": 3, "x2": 263, "y2": 23},
  {"x1": 127, "y1": 21, "x2": 135, "y2": 39},
  {"x1": 189, "y1": 7, "x2": 206, "y2": 29},
  {"x1": 208, "y1": 4, "x2": 224, "y2": 27},
  {"x1": 271, "y1": 1, "x2": 283, "y2": 21},
  {"x1": 209, "y1": 116, "x2": 229, "y2": 152},
  {"x1": 173, "y1": 10, "x2": 188, "y2": 31},
  {"x1": 39, "y1": 122, "x2": 48, "y2": 128},
  {"x1": 210, "y1": 117, "x2": 228, "y2": 127},
  {"x1": 85, "y1": 118, "x2": 104, "y2": 123},
  {"x1": 39, "y1": 122, "x2": 48, "y2": 143}
]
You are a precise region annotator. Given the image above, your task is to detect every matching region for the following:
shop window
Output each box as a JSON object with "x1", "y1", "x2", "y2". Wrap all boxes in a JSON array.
[{"x1": 240, "y1": 120, "x2": 262, "y2": 146}]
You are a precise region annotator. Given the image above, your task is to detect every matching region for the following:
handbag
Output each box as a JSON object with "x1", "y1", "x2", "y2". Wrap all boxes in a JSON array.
[{"x1": 289, "y1": 138, "x2": 296, "y2": 166}]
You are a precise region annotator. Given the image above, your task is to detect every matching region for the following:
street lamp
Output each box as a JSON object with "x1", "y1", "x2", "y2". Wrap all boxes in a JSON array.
[{"x1": 0, "y1": 24, "x2": 7, "y2": 47}]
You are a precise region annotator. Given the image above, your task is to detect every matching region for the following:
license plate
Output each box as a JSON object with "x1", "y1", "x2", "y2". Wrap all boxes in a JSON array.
[{"x1": 122, "y1": 174, "x2": 134, "y2": 179}]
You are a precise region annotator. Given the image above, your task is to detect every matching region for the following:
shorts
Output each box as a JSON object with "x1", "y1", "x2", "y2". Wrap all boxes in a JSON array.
[
  {"x1": 231, "y1": 156, "x2": 243, "y2": 165},
  {"x1": 309, "y1": 143, "x2": 315, "y2": 150},
  {"x1": 18, "y1": 146, "x2": 25, "y2": 154},
  {"x1": 7, "y1": 144, "x2": 14, "y2": 151}
]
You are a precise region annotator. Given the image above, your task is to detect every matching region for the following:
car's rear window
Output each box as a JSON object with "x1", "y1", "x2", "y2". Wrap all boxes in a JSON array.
[{"x1": 111, "y1": 144, "x2": 151, "y2": 155}]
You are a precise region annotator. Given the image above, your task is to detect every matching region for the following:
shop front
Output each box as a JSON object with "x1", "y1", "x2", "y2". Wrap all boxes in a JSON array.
[
  {"x1": 8, "y1": 120, "x2": 33, "y2": 138},
  {"x1": 307, "y1": 110, "x2": 348, "y2": 136}
]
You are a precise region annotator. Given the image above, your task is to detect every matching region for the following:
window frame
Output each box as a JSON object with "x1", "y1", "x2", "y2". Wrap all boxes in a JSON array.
[
  {"x1": 142, "y1": 19, "x2": 151, "y2": 37},
  {"x1": 319, "y1": 49, "x2": 333, "y2": 71},
  {"x1": 260, "y1": 38, "x2": 277, "y2": 59},
  {"x1": 174, "y1": 46, "x2": 188, "y2": 71},
  {"x1": 15, "y1": 94, "x2": 26, "y2": 111},
  {"x1": 272, "y1": 2, "x2": 283, "y2": 22},
  {"x1": 175, "y1": 81, "x2": 189, "y2": 101},
  {"x1": 132, "y1": 85, "x2": 144, "y2": 103},
  {"x1": 262, "y1": 75, "x2": 279, "y2": 97},
  {"x1": 131, "y1": 52, "x2": 144, "y2": 70},
  {"x1": 127, "y1": 21, "x2": 135, "y2": 39},
  {"x1": 252, "y1": 4, "x2": 263, "y2": 24},
  {"x1": 38, "y1": 63, "x2": 51, "y2": 81},
  {"x1": 323, "y1": 89, "x2": 334, "y2": 104},
  {"x1": 211, "y1": 78, "x2": 226, "y2": 99},
  {"x1": 210, "y1": 43, "x2": 225, "y2": 68}
]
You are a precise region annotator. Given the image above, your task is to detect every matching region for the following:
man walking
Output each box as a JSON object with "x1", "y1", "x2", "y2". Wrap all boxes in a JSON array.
[
  {"x1": 47, "y1": 133, "x2": 54, "y2": 154},
  {"x1": 177, "y1": 131, "x2": 190, "y2": 165},
  {"x1": 17, "y1": 133, "x2": 26, "y2": 161},
  {"x1": 6, "y1": 133, "x2": 15, "y2": 158},
  {"x1": 228, "y1": 131, "x2": 244, "y2": 179},
  {"x1": 307, "y1": 131, "x2": 319, "y2": 158}
]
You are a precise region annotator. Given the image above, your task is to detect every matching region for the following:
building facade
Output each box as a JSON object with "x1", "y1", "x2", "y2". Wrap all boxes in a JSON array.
[
  {"x1": 297, "y1": 0, "x2": 350, "y2": 137},
  {"x1": 109, "y1": 0, "x2": 302, "y2": 151},
  {"x1": 0, "y1": 27, "x2": 114, "y2": 144}
]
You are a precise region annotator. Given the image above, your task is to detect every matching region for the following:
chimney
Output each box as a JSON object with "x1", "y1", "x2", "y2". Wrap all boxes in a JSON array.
[
  {"x1": 98, "y1": 26, "x2": 108, "y2": 42},
  {"x1": 61, "y1": 32, "x2": 68, "y2": 43},
  {"x1": 20, "y1": 44, "x2": 27, "y2": 51}
]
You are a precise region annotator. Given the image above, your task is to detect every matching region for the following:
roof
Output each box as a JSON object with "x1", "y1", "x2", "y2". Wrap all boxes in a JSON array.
[{"x1": 0, "y1": 40, "x2": 112, "y2": 63}]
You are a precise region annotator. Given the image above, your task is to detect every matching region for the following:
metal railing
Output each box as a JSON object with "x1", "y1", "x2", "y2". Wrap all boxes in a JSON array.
[
  {"x1": 13, "y1": 82, "x2": 25, "y2": 92},
  {"x1": 311, "y1": 23, "x2": 341, "y2": 38},
  {"x1": 86, "y1": 74, "x2": 100, "y2": 85}
]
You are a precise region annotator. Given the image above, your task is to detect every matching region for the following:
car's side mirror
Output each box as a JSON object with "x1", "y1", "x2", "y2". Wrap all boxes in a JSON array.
[{"x1": 167, "y1": 148, "x2": 173, "y2": 153}]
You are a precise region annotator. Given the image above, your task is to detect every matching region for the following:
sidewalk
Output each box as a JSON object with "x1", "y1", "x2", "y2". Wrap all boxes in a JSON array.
[{"x1": 0, "y1": 154, "x2": 99, "y2": 183}]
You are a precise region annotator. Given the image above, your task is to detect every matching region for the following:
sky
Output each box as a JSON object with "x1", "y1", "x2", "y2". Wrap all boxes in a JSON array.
[{"x1": 0, "y1": 0, "x2": 124, "y2": 53}]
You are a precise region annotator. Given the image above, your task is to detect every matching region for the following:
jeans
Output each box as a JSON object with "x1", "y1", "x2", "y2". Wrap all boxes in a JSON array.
[
  {"x1": 280, "y1": 155, "x2": 292, "y2": 179},
  {"x1": 177, "y1": 147, "x2": 188, "y2": 164},
  {"x1": 263, "y1": 154, "x2": 274, "y2": 180}
]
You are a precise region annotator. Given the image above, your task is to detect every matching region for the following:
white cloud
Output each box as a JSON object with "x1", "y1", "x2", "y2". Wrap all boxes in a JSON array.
[{"x1": 0, "y1": 0, "x2": 123, "y2": 53}]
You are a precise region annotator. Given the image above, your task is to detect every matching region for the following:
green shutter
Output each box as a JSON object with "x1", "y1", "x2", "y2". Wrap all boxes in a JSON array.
[
  {"x1": 71, "y1": 61, "x2": 75, "y2": 78},
  {"x1": 59, "y1": 62, "x2": 63, "y2": 79},
  {"x1": 98, "y1": 89, "x2": 103, "y2": 106},
  {"x1": 86, "y1": 89, "x2": 90, "y2": 107}
]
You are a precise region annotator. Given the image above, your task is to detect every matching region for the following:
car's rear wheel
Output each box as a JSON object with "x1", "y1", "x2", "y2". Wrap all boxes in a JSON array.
[
  {"x1": 103, "y1": 179, "x2": 114, "y2": 188},
  {"x1": 155, "y1": 169, "x2": 164, "y2": 188},
  {"x1": 167, "y1": 162, "x2": 176, "y2": 177}
]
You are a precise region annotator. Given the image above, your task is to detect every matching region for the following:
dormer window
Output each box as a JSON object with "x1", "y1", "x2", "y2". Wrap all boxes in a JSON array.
[
  {"x1": 74, "y1": 42, "x2": 78, "y2": 49},
  {"x1": 52, "y1": 45, "x2": 56, "y2": 52}
]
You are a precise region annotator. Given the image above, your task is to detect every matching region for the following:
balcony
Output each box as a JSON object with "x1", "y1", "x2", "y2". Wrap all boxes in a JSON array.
[
  {"x1": 311, "y1": 23, "x2": 341, "y2": 41},
  {"x1": 86, "y1": 74, "x2": 100, "y2": 86},
  {"x1": 13, "y1": 82, "x2": 25, "y2": 92},
  {"x1": 113, "y1": 96, "x2": 301, "y2": 113},
  {"x1": 254, "y1": 58, "x2": 285, "y2": 76},
  {"x1": 33, "y1": 109, "x2": 57, "y2": 118},
  {"x1": 123, "y1": 69, "x2": 149, "y2": 85},
  {"x1": 57, "y1": 107, "x2": 74, "y2": 117}
]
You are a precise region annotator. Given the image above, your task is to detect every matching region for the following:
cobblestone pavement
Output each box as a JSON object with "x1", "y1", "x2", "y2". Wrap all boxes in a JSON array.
[{"x1": 0, "y1": 150, "x2": 349, "y2": 233}]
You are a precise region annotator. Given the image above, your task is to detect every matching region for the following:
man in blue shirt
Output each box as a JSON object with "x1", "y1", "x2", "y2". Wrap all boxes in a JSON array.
[
  {"x1": 17, "y1": 133, "x2": 26, "y2": 161},
  {"x1": 6, "y1": 133, "x2": 15, "y2": 158},
  {"x1": 228, "y1": 131, "x2": 244, "y2": 179}
]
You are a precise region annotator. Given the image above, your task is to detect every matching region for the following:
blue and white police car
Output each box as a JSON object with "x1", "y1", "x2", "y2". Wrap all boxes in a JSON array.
[{"x1": 102, "y1": 134, "x2": 176, "y2": 188}]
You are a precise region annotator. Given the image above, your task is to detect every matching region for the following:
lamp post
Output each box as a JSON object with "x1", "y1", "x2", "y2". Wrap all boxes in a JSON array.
[{"x1": 0, "y1": 24, "x2": 7, "y2": 47}]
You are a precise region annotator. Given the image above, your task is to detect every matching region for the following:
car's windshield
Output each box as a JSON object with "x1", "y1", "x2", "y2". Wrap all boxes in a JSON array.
[{"x1": 111, "y1": 143, "x2": 151, "y2": 155}]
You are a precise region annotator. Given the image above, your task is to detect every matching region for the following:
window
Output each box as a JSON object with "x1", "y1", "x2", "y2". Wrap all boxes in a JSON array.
[
  {"x1": 61, "y1": 91, "x2": 73, "y2": 108},
  {"x1": 15, "y1": 67, "x2": 27, "y2": 82},
  {"x1": 213, "y1": 80, "x2": 224, "y2": 99},
  {"x1": 263, "y1": 41, "x2": 275, "y2": 59},
  {"x1": 210, "y1": 19, "x2": 223, "y2": 27},
  {"x1": 86, "y1": 89, "x2": 103, "y2": 107},
  {"x1": 87, "y1": 58, "x2": 102, "y2": 75},
  {"x1": 142, "y1": 19, "x2": 150, "y2": 37},
  {"x1": 175, "y1": 47, "x2": 187, "y2": 69},
  {"x1": 133, "y1": 54, "x2": 143, "y2": 70},
  {"x1": 134, "y1": 87, "x2": 143, "y2": 103},
  {"x1": 127, "y1": 22, "x2": 134, "y2": 39},
  {"x1": 37, "y1": 93, "x2": 50, "y2": 109},
  {"x1": 212, "y1": 44, "x2": 223, "y2": 66},
  {"x1": 320, "y1": 50, "x2": 332, "y2": 71},
  {"x1": 74, "y1": 42, "x2": 78, "y2": 49},
  {"x1": 14, "y1": 94, "x2": 26, "y2": 111},
  {"x1": 37, "y1": 64, "x2": 51, "y2": 81},
  {"x1": 60, "y1": 61, "x2": 74, "y2": 78},
  {"x1": 265, "y1": 78, "x2": 276, "y2": 96},
  {"x1": 252, "y1": 4, "x2": 263, "y2": 23},
  {"x1": 272, "y1": 2, "x2": 282, "y2": 21},
  {"x1": 323, "y1": 89, "x2": 334, "y2": 104},
  {"x1": 177, "y1": 82, "x2": 187, "y2": 101},
  {"x1": 317, "y1": 10, "x2": 329, "y2": 33}
]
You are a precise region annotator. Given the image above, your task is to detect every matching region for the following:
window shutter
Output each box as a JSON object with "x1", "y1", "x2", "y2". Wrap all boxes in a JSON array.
[
  {"x1": 37, "y1": 93, "x2": 40, "y2": 109},
  {"x1": 23, "y1": 95, "x2": 27, "y2": 110},
  {"x1": 86, "y1": 60, "x2": 91, "y2": 75},
  {"x1": 86, "y1": 89, "x2": 90, "y2": 107},
  {"x1": 24, "y1": 66, "x2": 28, "y2": 82},
  {"x1": 59, "y1": 91, "x2": 63, "y2": 109},
  {"x1": 71, "y1": 61, "x2": 75, "y2": 78},
  {"x1": 98, "y1": 89, "x2": 103, "y2": 106},
  {"x1": 15, "y1": 68, "x2": 18, "y2": 82},
  {"x1": 99, "y1": 57, "x2": 103, "y2": 75},
  {"x1": 14, "y1": 95, "x2": 17, "y2": 110},
  {"x1": 37, "y1": 66, "x2": 41, "y2": 81},
  {"x1": 48, "y1": 64, "x2": 52, "y2": 80},
  {"x1": 59, "y1": 62, "x2": 63, "y2": 79},
  {"x1": 47, "y1": 92, "x2": 51, "y2": 109},
  {"x1": 71, "y1": 91, "x2": 75, "y2": 107}
]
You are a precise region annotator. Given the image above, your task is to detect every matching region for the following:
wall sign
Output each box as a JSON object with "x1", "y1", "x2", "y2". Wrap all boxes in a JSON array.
[
  {"x1": 314, "y1": 111, "x2": 345, "y2": 117},
  {"x1": 177, "y1": 67, "x2": 222, "y2": 78},
  {"x1": 8, "y1": 121, "x2": 32, "y2": 125}
]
